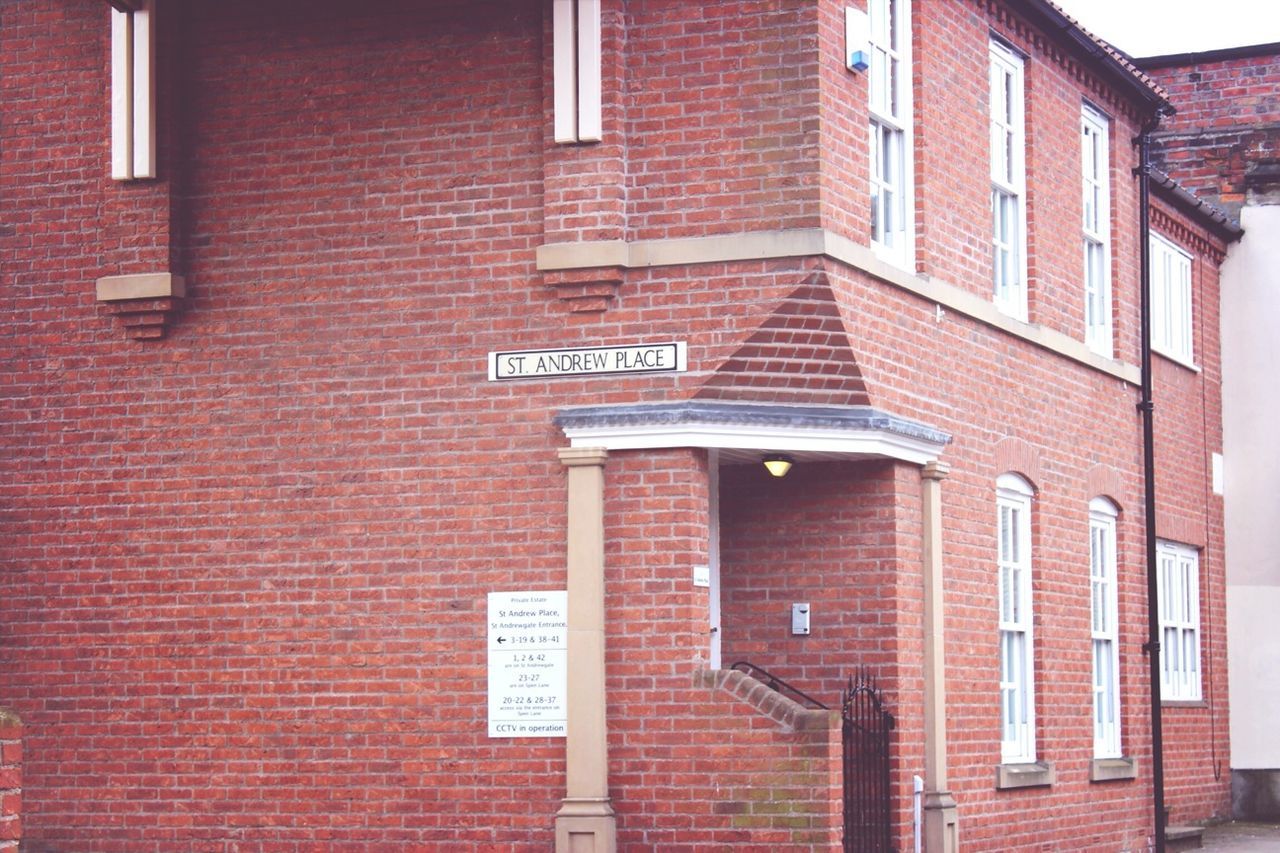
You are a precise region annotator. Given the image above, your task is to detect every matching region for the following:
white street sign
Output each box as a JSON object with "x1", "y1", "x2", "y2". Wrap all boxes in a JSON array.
[
  {"x1": 487, "y1": 590, "x2": 568, "y2": 737},
  {"x1": 488, "y1": 341, "x2": 687, "y2": 381}
]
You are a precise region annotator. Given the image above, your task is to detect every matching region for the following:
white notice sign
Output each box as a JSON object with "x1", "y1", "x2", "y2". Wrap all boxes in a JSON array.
[
  {"x1": 487, "y1": 590, "x2": 568, "y2": 738},
  {"x1": 488, "y1": 341, "x2": 687, "y2": 381}
]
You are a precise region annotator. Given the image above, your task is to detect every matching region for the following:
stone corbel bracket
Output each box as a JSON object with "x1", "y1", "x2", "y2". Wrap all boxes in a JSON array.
[{"x1": 96, "y1": 272, "x2": 184, "y2": 340}]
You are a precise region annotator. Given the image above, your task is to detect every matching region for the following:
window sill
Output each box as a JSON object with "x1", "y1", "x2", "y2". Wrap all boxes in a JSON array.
[
  {"x1": 993, "y1": 301, "x2": 1029, "y2": 325},
  {"x1": 1090, "y1": 756, "x2": 1138, "y2": 782},
  {"x1": 871, "y1": 242, "x2": 915, "y2": 274},
  {"x1": 1152, "y1": 347, "x2": 1200, "y2": 373},
  {"x1": 995, "y1": 760, "x2": 1055, "y2": 790},
  {"x1": 1085, "y1": 340, "x2": 1113, "y2": 360},
  {"x1": 1161, "y1": 698, "x2": 1206, "y2": 709}
]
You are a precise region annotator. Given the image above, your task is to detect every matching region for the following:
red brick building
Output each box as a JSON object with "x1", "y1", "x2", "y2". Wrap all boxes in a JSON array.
[
  {"x1": 1139, "y1": 42, "x2": 1280, "y2": 824},
  {"x1": 0, "y1": 1, "x2": 1237, "y2": 850}
]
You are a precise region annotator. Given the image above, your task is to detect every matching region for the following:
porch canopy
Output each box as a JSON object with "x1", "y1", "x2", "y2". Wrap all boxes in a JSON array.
[{"x1": 554, "y1": 400, "x2": 951, "y2": 466}]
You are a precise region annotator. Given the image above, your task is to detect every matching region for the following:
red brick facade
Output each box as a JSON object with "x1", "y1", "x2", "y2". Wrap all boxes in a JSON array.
[
  {"x1": 1142, "y1": 41, "x2": 1280, "y2": 825},
  {"x1": 0, "y1": 1, "x2": 1232, "y2": 850}
]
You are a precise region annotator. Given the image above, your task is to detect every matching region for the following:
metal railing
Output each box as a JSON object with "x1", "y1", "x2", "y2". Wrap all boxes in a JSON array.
[
  {"x1": 729, "y1": 660, "x2": 829, "y2": 709},
  {"x1": 842, "y1": 669, "x2": 894, "y2": 853},
  {"x1": 726, "y1": 661, "x2": 894, "y2": 852}
]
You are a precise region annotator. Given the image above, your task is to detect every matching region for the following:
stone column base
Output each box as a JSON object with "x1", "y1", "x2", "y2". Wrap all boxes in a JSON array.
[
  {"x1": 924, "y1": 791, "x2": 959, "y2": 853},
  {"x1": 555, "y1": 801, "x2": 617, "y2": 853}
]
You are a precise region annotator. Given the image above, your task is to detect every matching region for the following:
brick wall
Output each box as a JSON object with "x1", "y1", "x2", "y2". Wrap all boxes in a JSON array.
[
  {"x1": 1144, "y1": 42, "x2": 1280, "y2": 826},
  {"x1": 813, "y1": 256, "x2": 1204, "y2": 850},
  {"x1": 621, "y1": 1, "x2": 822, "y2": 241},
  {"x1": 913, "y1": 0, "x2": 1151, "y2": 359},
  {"x1": 619, "y1": 668, "x2": 842, "y2": 851},
  {"x1": 719, "y1": 459, "x2": 923, "y2": 850},
  {"x1": 2, "y1": 2, "x2": 566, "y2": 848},
  {"x1": 0, "y1": 0, "x2": 1231, "y2": 850},
  {"x1": 1142, "y1": 46, "x2": 1280, "y2": 209},
  {"x1": 600, "y1": 449, "x2": 849, "y2": 849},
  {"x1": 0, "y1": 710, "x2": 19, "y2": 852},
  {"x1": 1150, "y1": 199, "x2": 1232, "y2": 827},
  {"x1": 720, "y1": 460, "x2": 905, "y2": 699},
  {"x1": 814, "y1": 238, "x2": 1227, "y2": 845}
]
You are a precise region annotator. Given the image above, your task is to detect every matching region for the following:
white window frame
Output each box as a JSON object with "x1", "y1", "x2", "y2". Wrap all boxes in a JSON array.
[
  {"x1": 110, "y1": 0, "x2": 156, "y2": 180},
  {"x1": 1082, "y1": 104, "x2": 1112, "y2": 356},
  {"x1": 998, "y1": 473, "x2": 1035, "y2": 764},
  {"x1": 553, "y1": 0, "x2": 602, "y2": 143},
  {"x1": 1089, "y1": 498, "x2": 1121, "y2": 758},
  {"x1": 1157, "y1": 540, "x2": 1201, "y2": 702},
  {"x1": 989, "y1": 40, "x2": 1027, "y2": 321},
  {"x1": 1150, "y1": 233, "x2": 1194, "y2": 365},
  {"x1": 868, "y1": 0, "x2": 913, "y2": 267}
]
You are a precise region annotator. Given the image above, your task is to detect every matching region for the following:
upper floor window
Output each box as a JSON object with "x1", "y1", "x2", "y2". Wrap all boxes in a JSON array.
[
  {"x1": 998, "y1": 473, "x2": 1035, "y2": 764},
  {"x1": 552, "y1": 0, "x2": 603, "y2": 143},
  {"x1": 1157, "y1": 540, "x2": 1201, "y2": 702},
  {"x1": 868, "y1": 0, "x2": 913, "y2": 266},
  {"x1": 1082, "y1": 105, "x2": 1112, "y2": 356},
  {"x1": 1151, "y1": 233, "x2": 1194, "y2": 365},
  {"x1": 1089, "y1": 498, "x2": 1121, "y2": 758},
  {"x1": 111, "y1": 0, "x2": 157, "y2": 180},
  {"x1": 990, "y1": 41, "x2": 1027, "y2": 320}
]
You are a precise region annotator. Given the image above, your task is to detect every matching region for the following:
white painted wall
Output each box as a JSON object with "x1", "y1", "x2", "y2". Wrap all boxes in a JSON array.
[
  {"x1": 1221, "y1": 204, "x2": 1280, "y2": 769},
  {"x1": 1227, "y1": 586, "x2": 1280, "y2": 767}
]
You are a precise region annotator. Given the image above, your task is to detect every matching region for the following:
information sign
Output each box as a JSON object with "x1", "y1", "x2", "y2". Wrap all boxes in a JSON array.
[{"x1": 487, "y1": 590, "x2": 568, "y2": 738}]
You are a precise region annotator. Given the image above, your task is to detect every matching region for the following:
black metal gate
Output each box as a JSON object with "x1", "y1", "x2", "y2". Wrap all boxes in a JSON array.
[{"x1": 842, "y1": 670, "x2": 894, "y2": 853}]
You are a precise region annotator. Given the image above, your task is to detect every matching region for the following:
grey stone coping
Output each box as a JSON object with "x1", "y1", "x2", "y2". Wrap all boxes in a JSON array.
[{"x1": 553, "y1": 400, "x2": 952, "y2": 447}]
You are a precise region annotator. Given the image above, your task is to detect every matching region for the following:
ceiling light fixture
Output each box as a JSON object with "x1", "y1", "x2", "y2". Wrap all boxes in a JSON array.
[{"x1": 762, "y1": 454, "x2": 795, "y2": 478}]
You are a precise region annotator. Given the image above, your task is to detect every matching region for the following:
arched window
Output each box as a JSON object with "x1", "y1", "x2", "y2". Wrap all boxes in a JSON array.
[
  {"x1": 1089, "y1": 497, "x2": 1121, "y2": 758},
  {"x1": 997, "y1": 474, "x2": 1035, "y2": 764}
]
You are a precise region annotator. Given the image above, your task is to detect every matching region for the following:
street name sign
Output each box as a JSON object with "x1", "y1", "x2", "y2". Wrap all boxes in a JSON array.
[{"x1": 488, "y1": 341, "x2": 687, "y2": 380}]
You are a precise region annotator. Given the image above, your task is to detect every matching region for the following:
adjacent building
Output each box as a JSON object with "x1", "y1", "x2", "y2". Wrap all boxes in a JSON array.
[
  {"x1": 1140, "y1": 41, "x2": 1280, "y2": 823},
  {"x1": 0, "y1": 1, "x2": 1239, "y2": 850}
]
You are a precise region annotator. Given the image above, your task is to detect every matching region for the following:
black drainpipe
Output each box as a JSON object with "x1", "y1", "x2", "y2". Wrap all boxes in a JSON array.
[{"x1": 1136, "y1": 105, "x2": 1172, "y2": 853}]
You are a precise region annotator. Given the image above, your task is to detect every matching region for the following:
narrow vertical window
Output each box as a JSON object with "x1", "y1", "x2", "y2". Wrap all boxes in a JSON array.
[
  {"x1": 553, "y1": 0, "x2": 602, "y2": 143},
  {"x1": 1157, "y1": 540, "x2": 1201, "y2": 701},
  {"x1": 1090, "y1": 499, "x2": 1121, "y2": 758},
  {"x1": 989, "y1": 41, "x2": 1026, "y2": 320},
  {"x1": 868, "y1": 0, "x2": 913, "y2": 265},
  {"x1": 1082, "y1": 105, "x2": 1112, "y2": 356},
  {"x1": 998, "y1": 474, "x2": 1035, "y2": 764},
  {"x1": 110, "y1": 0, "x2": 156, "y2": 180},
  {"x1": 1150, "y1": 234, "x2": 1194, "y2": 365}
]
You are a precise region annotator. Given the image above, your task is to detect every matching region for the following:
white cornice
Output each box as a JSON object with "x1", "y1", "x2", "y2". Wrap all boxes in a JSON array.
[
  {"x1": 560, "y1": 421, "x2": 944, "y2": 465},
  {"x1": 555, "y1": 401, "x2": 951, "y2": 467}
]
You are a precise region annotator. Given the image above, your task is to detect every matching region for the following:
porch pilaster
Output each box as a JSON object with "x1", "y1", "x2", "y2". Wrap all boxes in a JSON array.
[
  {"x1": 555, "y1": 447, "x2": 617, "y2": 853},
  {"x1": 921, "y1": 460, "x2": 959, "y2": 853}
]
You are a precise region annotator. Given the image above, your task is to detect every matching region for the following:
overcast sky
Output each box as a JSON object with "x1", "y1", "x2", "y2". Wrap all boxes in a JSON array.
[{"x1": 1052, "y1": 0, "x2": 1280, "y2": 58}]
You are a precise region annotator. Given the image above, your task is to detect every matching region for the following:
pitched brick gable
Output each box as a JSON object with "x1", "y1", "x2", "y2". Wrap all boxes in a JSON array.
[{"x1": 695, "y1": 273, "x2": 871, "y2": 406}]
